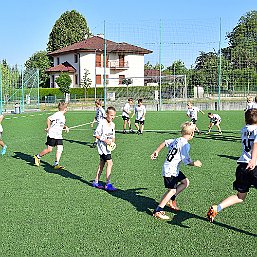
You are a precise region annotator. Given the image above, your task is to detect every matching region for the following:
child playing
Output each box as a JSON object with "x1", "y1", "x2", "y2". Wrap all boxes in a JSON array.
[
  {"x1": 244, "y1": 96, "x2": 255, "y2": 111},
  {"x1": 34, "y1": 102, "x2": 69, "y2": 169},
  {"x1": 151, "y1": 121, "x2": 202, "y2": 220},
  {"x1": 206, "y1": 112, "x2": 222, "y2": 135},
  {"x1": 122, "y1": 98, "x2": 134, "y2": 134},
  {"x1": 186, "y1": 101, "x2": 204, "y2": 134},
  {"x1": 92, "y1": 106, "x2": 117, "y2": 191},
  {"x1": 0, "y1": 114, "x2": 7, "y2": 155},
  {"x1": 91, "y1": 99, "x2": 106, "y2": 147},
  {"x1": 207, "y1": 108, "x2": 257, "y2": 222},
  {"x1": 132, "y1": 99, "x2": 146, "y2": 135}
]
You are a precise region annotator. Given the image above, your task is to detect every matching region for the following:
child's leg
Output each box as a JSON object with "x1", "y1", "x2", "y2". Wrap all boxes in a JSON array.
[
  {"x1": 55, "y1": 145, "x2": 63, "y2": 164},
  {"x1": 123, "y1": 120, "x2": 128, "y2": 130},
  {"x1": 175, "y1": 178, "x2": 189, "y2": 196},
  {"x1": 0, "y1": 140, "x2": 4, "y2": 147},
  {"x1": 135, "y1": 122, "x2": 139, "y2": 131},
  {"x1": 207, "y1": 123, "x2": 213, "y2": 133},
  {"x1": 216, "y1": 123, "x2": 222, "y2": 133},
  {"x1": 158, "y1": 189, "x2": 176, "y2": 208},
  {"x1": 219, "y1": 192, "x2": 247, "y2": 210},
  {"x1": 105, "y1": 159, "x2": 113, "y2": 183},
  {"x1": 94, "y1": 159, "x2": 105, "y2": 183},
  {"x1": 140, "y1": 123, "x2": 144, "y2": 133},
  {"x1": 39, "y1": 145, "x2": 53, "y2": 157}
]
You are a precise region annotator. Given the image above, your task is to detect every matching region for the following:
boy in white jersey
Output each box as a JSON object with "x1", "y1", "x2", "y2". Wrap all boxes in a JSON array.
[
  {"x1": 34, "y1": 102, "x2": 69, "y2": 169},
  {"x1": 207, "y1": 108, "x2": 257, "y2": 222},
  {"x1": 186, "y1": 101, "x2": 204, "y2": 134},
  {"x1": 132, "y1": 99, "x2": 146, "y2": 135},
  {"x1": 244, "y1": 96, "x2": 255, "y2": 111},
  {"x1": 122, "y1": 98, "x2": 134, "y2": 134},
  {"x1": 151, "y1": 121, "x2": 202, "y2": 220},
  {"x1": 0, "y1": 114, "x2": 7, "y2": 155},
  {"x1": 206, "y1": 112, "x2": 222, "y2": 135},
  {"x1": 91, "y1": 99, "x2": 106, "y2": 147},
  {"x1": 92, "y1": 106, "x2": 117, "y2": 191}
]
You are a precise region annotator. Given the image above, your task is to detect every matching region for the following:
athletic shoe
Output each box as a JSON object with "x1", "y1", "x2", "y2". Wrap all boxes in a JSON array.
[
  {"x1": 53, "y1": 164, "x2": 65, "y2": 170},
  {"x1": 105, "y1": 183, "x2": 117, "y2": 191},
  {"x1": 129, "y1": 129, "x2": 135, "y2": 134},
  {"x1": 34, "y1": 155, "x2": 40, "y2": 166},
  {"x1": 205, "y1": 132, "x2": 210, "y2": 135},
  {"x1": 166, "y1": 200, "x2": 180, "y2": 211},
  {"x1": 218, "y1": 132, "x2": 222, "y2": 135},
  {"x1": 123, "y1": 130, "x2": 127, "y2": 134},
  {"x1": 92, "y1": 142, "x2": 97, "y2": 148},
  {"x1": 153, "y1": 211, "x2": 170, "y2": 220},
  {"x1": 1, "y1": 145, "x2": 7, "y2": 155},
  {"x1": 92, "y1": 181, "x2": 104, "y2": 189},
  {"x1": 207, "y1": 205, "x2": 218, "y2": 223},
  {"x1": 197, "y1": 131, "x2": 202, "y2": 135}
]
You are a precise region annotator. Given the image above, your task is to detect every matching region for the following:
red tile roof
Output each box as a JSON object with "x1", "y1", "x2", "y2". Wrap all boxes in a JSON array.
[
  {"x1": 48, "y1": 35, "x2": 153, "y2": 56},
  {"x1": 46, "y1": 61, "x2": 76, "y2": 73}
]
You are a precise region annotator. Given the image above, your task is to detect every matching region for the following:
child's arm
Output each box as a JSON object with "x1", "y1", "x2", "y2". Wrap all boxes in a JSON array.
[
  {"x1": 188, "y1": 160, "x2": 202, "y2": 167},
  {"x1": 246, "y1": 142, "x2": 257, "y2": 170},
  {"x1": 45, "y1": 118, "x2": 51, "y2": 132},
  {"x1": 0, "y1": 114, "x2": 4, "y2": 123},
  {"x1": 151, "y1": 142, "x2": 166, "y2": 160}
]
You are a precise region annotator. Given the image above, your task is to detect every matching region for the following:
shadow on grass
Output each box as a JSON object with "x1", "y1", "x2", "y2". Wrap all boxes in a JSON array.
[
  {"x1": 63, "y1": 138, "x2": 95, "y2": 148},
  {"x1": 217, "y1": 154, "x2": 239, "y2": 161},
  {"x1": 198, "y1": 131, "x2": 241, "y2": 143},
  {"x1": 12, "y1": 151, "x2": 86, "y2": 183},
  {"x1": 168, "y1": 209, "x2": 256, "y2": 237}
]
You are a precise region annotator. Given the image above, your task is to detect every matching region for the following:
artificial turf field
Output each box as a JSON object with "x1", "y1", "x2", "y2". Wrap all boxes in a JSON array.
[{"x1": 1, "y1": 110, "x2": 256, "y2": 256}]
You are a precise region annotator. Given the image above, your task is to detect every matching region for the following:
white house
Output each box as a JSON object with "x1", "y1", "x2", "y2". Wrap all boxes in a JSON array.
[{"x1": 46, "y1": 35, "x2": 152, "y2": 88}]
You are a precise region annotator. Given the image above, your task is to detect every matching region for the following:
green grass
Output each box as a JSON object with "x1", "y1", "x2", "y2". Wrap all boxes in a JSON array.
[{"x1": 1, "y1": 110, "x2": 256, "y2": 256}]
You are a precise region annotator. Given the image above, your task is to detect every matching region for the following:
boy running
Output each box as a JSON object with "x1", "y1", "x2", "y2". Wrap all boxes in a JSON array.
[
  {"x1": 122, "y1": 98, "x2": 134, "y2": 134},
  {"x1": 186, "y1": 101, "x2": 204, "y2": 134},
  {"x1": 92, "y1": 106, "x2": 117, "y2": 191},
  {"x1": 207, "y1": 108, "x2": 257, "y2": 222},
  {"x1": 132, "y1": 99, "x2": 146, "y2": 135},
  {"x1": 0, "y1": 114, "x2": 7, "y2": 155},
  {"x1": 34, "y1": 102, "x2": 69, "y2": 169},
  {"x1": 206, "y1": 112, "x2": 222, "y2": 135},
  {"x1": 151, "y1": 121, "x2": 202, "y2": 220}
]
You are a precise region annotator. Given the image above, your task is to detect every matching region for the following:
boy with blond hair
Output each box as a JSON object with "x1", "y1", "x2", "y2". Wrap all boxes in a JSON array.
[
  {"x1": 151, "y1": 121, "x2": 202, "y2": 220},
  {"x1": 186, "y1": 101, "x2": 204, "y2": 134},
  {"x1": 0, "y1": 114, "x2": 7, "y2": 155},
  {"x1": 34, "y1": 102, "x2": 69, "y2": 169},
  {"x1": 92, "y1": 106, "x2": 117, "y2": 191}
]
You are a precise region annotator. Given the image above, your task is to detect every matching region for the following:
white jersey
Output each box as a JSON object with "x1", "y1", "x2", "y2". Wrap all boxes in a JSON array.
[
  {"x1": 245, "y1": 102, "x2": 255, "y2": 111},
  {"x1": 95, "y1": 107, "x2": 106, "y2": 123},
  {"x1": 210, "y1": 114, "x2": 221, "y2": 123},
  {"x1": 122, "y1": 103, "x2": 132, "y2": 118},
  {"x1": 94, "y1": 119, "x2": 115, "y2": 155},
  {"x1": 47, "y1": 111, "x2": 66, "y2": 139},
  {"x1": 187, "y1": 107, "x2": 200, "y2": 120},
  {"x1": 237, "y1": 124, "x2": 257, "y2": 165},
  {"x1": 162, "y1": 137, "x2": 192, "y2": 177},
  {"x1": 0, "y1": 124, "x2": 3, "y2": 133},
  {"x1": 135, "y1": 105, "x2": 146, "y2": 121}
]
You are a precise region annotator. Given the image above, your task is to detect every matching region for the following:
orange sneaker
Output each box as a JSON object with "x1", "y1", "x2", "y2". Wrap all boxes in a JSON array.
[
  {"x1": 167, "y1": 200, "x2": 180, "y2": 211},
  {"x1": 207, "y1": 205, "x2": 218, "y2": 223},
  {"x1": 153, "y1": 211, "x2": 170, "y2": 220}
]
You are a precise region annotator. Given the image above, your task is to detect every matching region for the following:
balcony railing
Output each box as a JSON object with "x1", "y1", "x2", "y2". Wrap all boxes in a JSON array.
[{"x1": 109, "y1": 60, "x2": 129, "y2": 69}]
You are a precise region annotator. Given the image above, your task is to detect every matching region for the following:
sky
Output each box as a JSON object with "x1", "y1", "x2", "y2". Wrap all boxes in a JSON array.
[{"x1": 0, "y1": 0, "x2": 256, "y2": 67}]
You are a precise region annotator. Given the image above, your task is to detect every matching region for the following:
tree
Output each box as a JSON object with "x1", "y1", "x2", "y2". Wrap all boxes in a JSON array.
[
  {"x1": 47, "y1": 10, "x2": 91, "y2": 53},
  {"x1": 80, "y1": 69, "x2": 92, "y2": 101},
  {"x1": 55, "y1": 72, "x2": 71, "y2": 102},
  {"x1": 165, "y1": 60, "x2": 188, "y2": 75},
  {"x1": 24, "y1": 51, "x2": 51, "y2": 88}
]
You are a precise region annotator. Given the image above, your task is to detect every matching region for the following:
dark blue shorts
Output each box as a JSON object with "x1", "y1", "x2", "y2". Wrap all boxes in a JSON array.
[{"x1": 163, "y1": 172, "x2": 187, "y2": 189}]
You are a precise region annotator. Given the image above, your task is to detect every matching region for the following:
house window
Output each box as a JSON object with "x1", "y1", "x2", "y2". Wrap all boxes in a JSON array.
[
  {"x1": 74, "y1": 54, "x2": 78, "y2": 63},
  {"x1": 57, "y1": 57, "x2": 60, "y2": 65},
  {"x1": 119, "y1": 55, "x2": 125, "y2": 67},
  {"x1": 96, "y1": 75, "x2": 101, "y2": 85},
  {"x1": 119, "y1": 75, "x2": 125, "y2": 85},
  {"x1": 75, "y1": 74, "x2": 78, "y2": 85},
  {"x1": 96, "y1": 53, "x2": 101, "y2": 67}
]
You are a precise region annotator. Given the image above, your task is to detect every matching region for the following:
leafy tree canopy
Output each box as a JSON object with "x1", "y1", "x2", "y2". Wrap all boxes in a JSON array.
[
  {"x1": 55, "y1": 72, "x2": 71, "y2": 94},
  {"x1": 24, "y1": 51, "x2": 51, "y2": 88},
  {"x1": 47, "y1": 10, "x2": 91, "y2": 53}
]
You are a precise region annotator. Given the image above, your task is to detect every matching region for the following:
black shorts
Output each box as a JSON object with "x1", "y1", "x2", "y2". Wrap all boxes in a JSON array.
[
  {"x1": 135, "y1": 119, "x2": 145, "y2": 125},
  {"x1": 122, "y1": 116, "x2": 130, "y2": 121},
  {"x1": 233, "y1": 163, "x2": 257, "y2": 193},
  {"x1": 45, "y1": 136, "x2": 63, "y2": 147},
  {"x1": 100, "y1": 154, "x2": 112, "y2": 162},
  {"x1": 191, "y1": 118, "x2": 197, "y2": 124},
  {"x1": 163, "y1": 172, "x2": 187, "y2": 189}
]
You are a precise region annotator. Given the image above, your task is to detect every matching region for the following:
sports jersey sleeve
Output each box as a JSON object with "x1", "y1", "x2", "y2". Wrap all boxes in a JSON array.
[
  {"x1": 165, "y1": 139, "x2": 174, "y2": 147},
  {"x1": 94, "y1": 121, "x2": 104, "y2": 138},
  {"x1": 180, "y1": 143, "x2": 192, "y2": 165}
]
